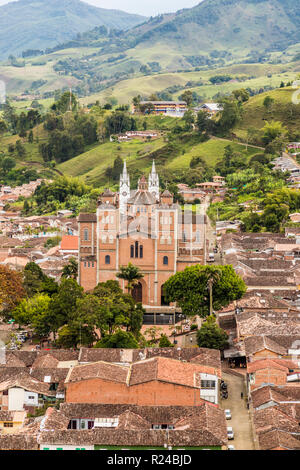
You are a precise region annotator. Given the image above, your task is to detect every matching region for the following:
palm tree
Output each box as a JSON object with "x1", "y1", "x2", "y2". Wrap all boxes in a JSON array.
[
  {"x1": 116, "y1": 262, "x2": 144, "y2": 295},
  {"x1": 62, "y1": 257, "x2": 78, "y2": 280},
  {"x1": 206, "y1": 267, "x2": 221, "y2": 316}
]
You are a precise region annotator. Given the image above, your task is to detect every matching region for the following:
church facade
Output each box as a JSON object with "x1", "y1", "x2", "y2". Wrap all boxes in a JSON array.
[{"x1": 78, "y1": 162, "x2": 206, "y2": 307}]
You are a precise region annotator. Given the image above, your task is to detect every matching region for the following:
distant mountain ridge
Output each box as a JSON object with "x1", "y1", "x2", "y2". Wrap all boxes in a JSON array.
[{"x1": 0, "y1": 0, "x2": 145, "y2": 59}]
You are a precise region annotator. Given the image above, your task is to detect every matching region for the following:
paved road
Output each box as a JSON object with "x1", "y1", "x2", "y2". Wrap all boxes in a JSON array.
[{"x1": 220, "y1": 371, "x2": 255, "y2": 450}]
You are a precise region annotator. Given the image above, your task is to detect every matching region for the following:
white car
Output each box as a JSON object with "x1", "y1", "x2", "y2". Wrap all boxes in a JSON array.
[
  {"x1": 228, "y1": 445, "x2": 235, "y2": 450},
  {"x1": 227, "y1": 427, "x2": 234, "y2": 440},
  {"x1": 225, "y1": 409, "x2": 232, "y2": 420}
]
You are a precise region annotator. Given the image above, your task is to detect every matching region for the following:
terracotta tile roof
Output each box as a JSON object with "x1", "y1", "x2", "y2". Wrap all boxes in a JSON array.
[
  {"x1": 67, "y1": 356, "x2": 220, "y2": 389},
  {"x1": 0, "y1": 371, "x2": 55, "y2": 396},
  {"x1": 0, "y1": 435, "x2": 38, "y2": 450},
  {"x1": 258, "y1": 429, "x2": 300, "y2": 450},
  {"x1": 30, "y1": 368, "x2": 69, "y2": 385},
  {"x1": 60, "y1": 235, "x2": 78, "y2": 251},
  {"x1": 237, "y1": 314, "x2": 300, "y2": 336},
  {"x1": 78, "y1": 213, "x2": 97, "y2": 223},
  {"x1": 40, "y1": 407, "x2": 70, "y2": 432},
  {"x1": 117, "y1": 410, "x2": 151, "y2": 430},
  {"x1": 32, "y1": 354, "x2": 60, "y2": 369},
  {"x1": 129, "y1": 357, "x2": 220, "y2": 387},
  {"x1": 251, "y1": 385, "x2": 300, "y2": 409},
  {"x1": 78, "y1": 347, "x2": 221, "y2": 370},
  {"x1": 0, "y1": 411, "x2": 14, "y2": 421},
  {"x1": 254, "y1": 407, "x2": 300, "y2": 434},
  {"x1": 247, "y1": 359, "x2": 289, "y2": 374},
  {"x1": 38, "y1": 423, "x2": 227, "y2": 447},
  {"x1": 66, "y1": 361, "x2": 129, "y2": 384},
  {"x1": 244, "y1": 336, "x2": 287, "y2": 357}
]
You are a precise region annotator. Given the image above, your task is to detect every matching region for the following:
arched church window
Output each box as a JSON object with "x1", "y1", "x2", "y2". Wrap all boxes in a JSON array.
[
  {"x1": 83, "y1": 229, "x2": 89, "y2": 241},
  {"x1": 163, "y1": 256, "x2": 169, "y2": 266},
  {"x1": 105, "y1": 255, "x2": 111, "y2": 265}
]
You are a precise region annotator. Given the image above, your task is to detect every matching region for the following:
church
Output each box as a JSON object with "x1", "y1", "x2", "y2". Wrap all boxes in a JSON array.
[{"x1": 78, "y1": 162, "x2": 206, "y2": 307}]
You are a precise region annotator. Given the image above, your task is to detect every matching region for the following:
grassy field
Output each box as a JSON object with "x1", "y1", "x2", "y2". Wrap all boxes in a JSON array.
[
  {"x1": 234, "y1": 86, "x2": 300, "y2": 139},
  {"x1": 80, "y1": 62, "x2": 299, "y2": 106},
  {"x1": 57, "y1": 137, "x2": 167, "y2": 187},
  {"x1": 166, "y1": 138, "x2": 260, "y2": 171}
]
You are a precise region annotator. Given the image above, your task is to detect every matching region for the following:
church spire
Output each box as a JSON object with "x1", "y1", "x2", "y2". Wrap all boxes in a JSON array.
[
  {"x1": 120, "y1": 160, "x2": 130, "y2": 215},
  {"x1": 148, "y1": 159, "x2": 159, "y2": 201}
]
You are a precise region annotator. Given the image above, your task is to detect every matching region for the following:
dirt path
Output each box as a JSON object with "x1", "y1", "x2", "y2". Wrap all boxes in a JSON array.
[
  {"x1": 220, "y1": 371, "x2": 255, "y2": 450},
  {"x1": 210, "y1": 135, "x2": 265, "y2": 150}
]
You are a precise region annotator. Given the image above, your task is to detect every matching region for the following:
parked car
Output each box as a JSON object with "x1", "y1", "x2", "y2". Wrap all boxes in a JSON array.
[
  {"x1": 225, "y1": 409, "x2": 232, "y2": 420},
  {"x1": 228, "y1": 445, "x2": 235, "y2": 450},
  {"x1": 227, "y1": 427, "x2": 234, "y2": 440}
]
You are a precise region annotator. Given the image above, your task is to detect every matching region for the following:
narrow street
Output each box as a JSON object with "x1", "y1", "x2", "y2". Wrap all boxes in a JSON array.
[{"x1": 220, "y1": 371, "x2": 255, "y2": 450}]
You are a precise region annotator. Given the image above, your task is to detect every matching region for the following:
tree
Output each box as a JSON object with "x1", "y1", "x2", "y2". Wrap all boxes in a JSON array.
[
  {"x1": 218, "y1": 99, "x2": 241, "y2": 131},
  {"x1": 62, "y1": 257, "x2": 78, "y2": 280},
  {"x1": 262, "y1": 121, "x2": 287, "y2": 145},
  {"x1": 263, "y1": 96, "x2": 274, "y2": 112},
  {"x1": 93, "y1": 281, "x2": 144, "y2": 338},
  {"x1": 116, "y1": 263, "x2": 144, "y2": 295},
  {"x1": 164, "y1": 265, "x2": 246, "y2": 318},
  {"x1": 23, "y1": 262, "x2": 46, "y2": 297},
  {"x1": 51, "y1": 91, "x2": 78, "y2": 113},
  {"x1": 1, "y1": 157, "x2": 16, "y2": 174},
  {"x1": 180, "y1": 90, "x2": 193, "y2": 107},
  {"x1": 0, "y1": 120, "x2": 7, "y2": 137},
  {"x1": 196, "y1": 316, "x2": 228, "y2": 350},
  {"x1": 47, "y1": 278, "x2": 84, "y2": 338},
  {"x1": 95, "y1": 329, "x2": 139, "y2": 349},
  {"x1": 232, "y1": 89, "x2": 250, "y2": 103},
  {"x1": 196, "y1": 111, "x2": 210, "y2": 133},
  {"x1": 13, "y1": 294, "x2": 52, "y2": 340},
  {"x1": 182, "y1": 110, "x2": 195, "y2": 131},
  {"x1": 159, "y1": 334, "x2": 174, "y2": 348},
  {"x1": 0, "y1": 266, "x2": 25, "y2": 319},
  {"x1": 15, "y1": 140, "x2": 26, "y2": 158}
]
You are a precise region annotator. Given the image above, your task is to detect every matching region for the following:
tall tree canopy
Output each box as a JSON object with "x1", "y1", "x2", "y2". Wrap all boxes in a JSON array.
[{"x1": 164, "y1": 265, "x2": 246, "y2": 318}]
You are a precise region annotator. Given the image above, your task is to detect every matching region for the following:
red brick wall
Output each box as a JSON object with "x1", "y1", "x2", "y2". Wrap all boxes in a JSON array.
[{"x1": 66, "y1": 378, "x2": 203, "y2": 406}]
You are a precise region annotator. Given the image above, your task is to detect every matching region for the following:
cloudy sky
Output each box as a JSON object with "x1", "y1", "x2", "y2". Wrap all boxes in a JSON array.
[{"x1": 0, "y1": 0, "x2": 201, "y2": 16}]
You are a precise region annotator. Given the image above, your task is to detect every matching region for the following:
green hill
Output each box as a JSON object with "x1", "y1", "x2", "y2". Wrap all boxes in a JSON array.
[
  {"x1": 0, "y1": 0, "x2": 145, "y2": 60},
  {"x1": 1, "y1": 0, "x2": 300, "y2": 99}
]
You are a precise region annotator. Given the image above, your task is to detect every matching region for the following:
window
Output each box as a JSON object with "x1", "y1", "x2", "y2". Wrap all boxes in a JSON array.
[
  {"x1": 4, "y1": 422, "x2": 13, "y2": 428},
  {"x1": 163, "y1": 256, "x2": 169, "y2": 266},
  {"x1": 201, "y1": 380, "x2": 216, "y2": 389},
  {"x1": 83, "y1": 229, "x2": 89, "y2": 241},
  {"x1": 130, "y1": 242, "x2": 144, "y2": 259},
  {"x1": 105, "y1": 255, "x2": 111, "y2": 265}
]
